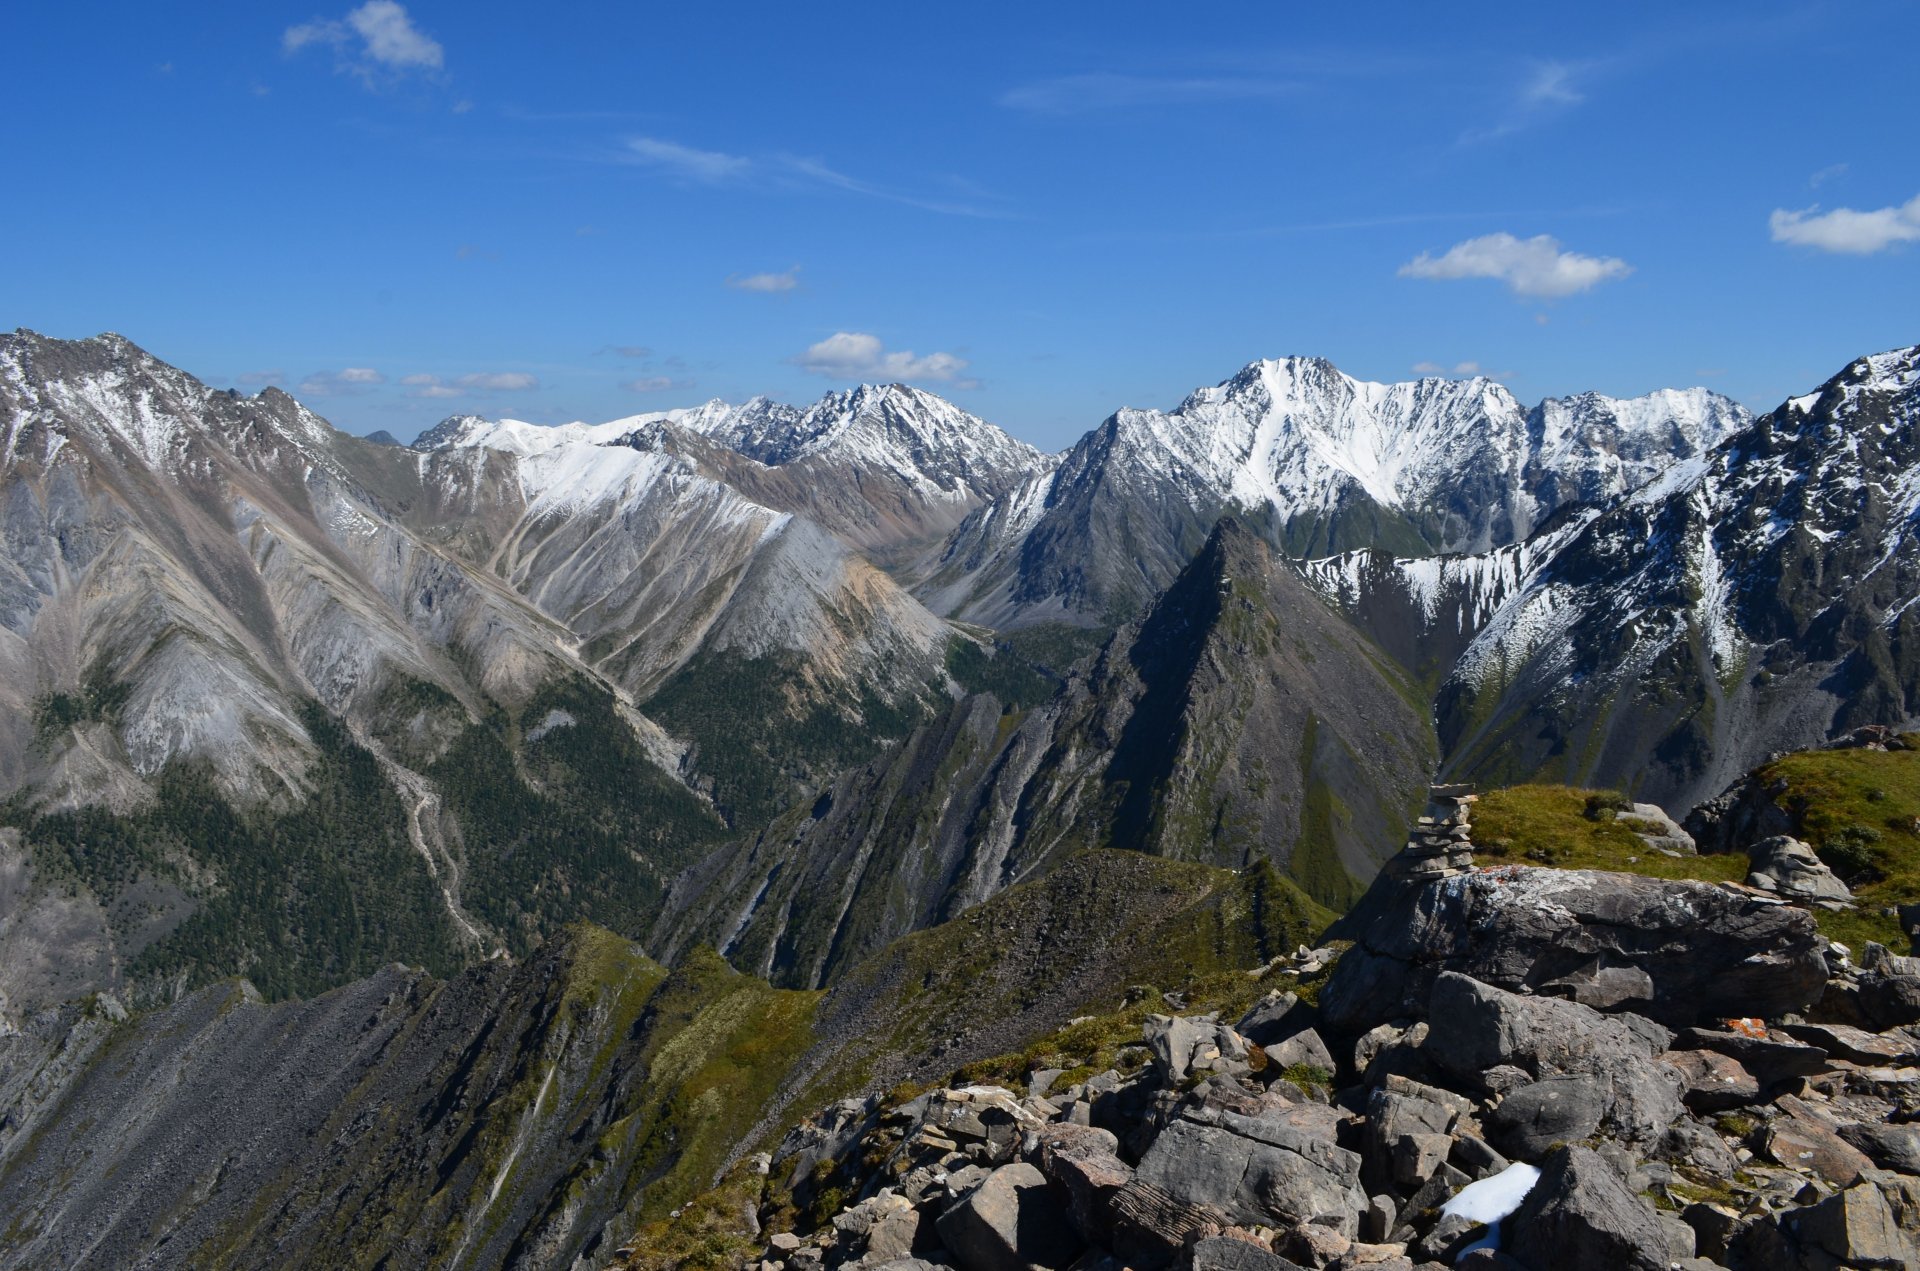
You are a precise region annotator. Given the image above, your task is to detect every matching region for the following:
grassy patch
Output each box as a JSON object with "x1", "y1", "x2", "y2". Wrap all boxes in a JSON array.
[
  {"x1": 1749, "y1": 743, "x2": 1920, "y2": 949},
  {"x1": 1473, "y1": 785, "x2": 1746, "y2": 884}
]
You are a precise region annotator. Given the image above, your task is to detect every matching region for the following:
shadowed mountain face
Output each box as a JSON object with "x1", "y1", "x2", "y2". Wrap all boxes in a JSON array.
[{"x1": 652, "y1": 518, "x2": 1435, "y2": 989}]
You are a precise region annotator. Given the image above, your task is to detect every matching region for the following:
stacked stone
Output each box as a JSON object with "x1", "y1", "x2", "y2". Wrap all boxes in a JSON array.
[{"x1": 1384, "y1": 784, "x2": 1477, "y2": 881}]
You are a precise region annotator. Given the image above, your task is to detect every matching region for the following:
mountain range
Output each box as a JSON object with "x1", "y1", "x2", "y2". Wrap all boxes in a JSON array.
[{"x1": 2, "y1": 325, "x2": 1919, "y2": 1268}]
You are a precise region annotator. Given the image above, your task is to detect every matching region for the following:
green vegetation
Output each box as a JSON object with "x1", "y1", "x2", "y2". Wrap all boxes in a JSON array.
[
  {"x1": 1290, "y1": 717, "x2": 1363, "y2": 910},
  {"x1": 1473, "y1": 785, "x2": 1746, "y2": 884},
  {"x1": 997, "y1": 622, "x2": 1110, "y2": 679},
  {"x1": 5, "y1": 703, "x2": 467, "y2": 1000},
  {"x1": 944, "y1": 634, "x2": 1059, "y2": 711},
  {"x1": 31, "y1": 664, "x2": 132, "y2": 747},
  {"x1": 432, "y1": 676, "x2": 726, "y2": 957},
  {"x1": 645, "y1": 649, "x2": 938, "y2": 828},
  {"x1": 617, "y1": 947, "x2": 819, "y2": 1223},
  {"x1": 1747, "y1": 741, "x2": 1920, "y2": 949}
]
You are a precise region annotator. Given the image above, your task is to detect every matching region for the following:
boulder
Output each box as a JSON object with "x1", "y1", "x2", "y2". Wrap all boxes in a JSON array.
[
  {"x1": 1321, "y1": 867, "x2": 1828, "y2": 1034},
  {"x1": 1840, "y1": 1121, "x2": 1920, "y2": 1175},
  {"x1": 1503, "y1": 1145, "x2": 1670, "y2": 1271},
  {"x1": 1485, "y1": 1076, "x2": 1608, "y2": 1160},
  {"x1": 1146, "y1": 1014, "x2": 1257, "y2": 1083},
  {"x1": 1033, "y1": 1124, "x2": 1133, "y2": 1245},
  {"x1": 1762, "y1": 1100, "x2": 1875, "y2": 1187},
  {"x1": 1848, "y1": 945, "x2": 1920, "y2": 1029},
  {"x1": 1179, "y1": 1234, "x2": 1308, "y2": 1271},
  {"x1": 1236, "y1": 991, "x2": 1314, "y2": 1048},
  {"x1": 1617, "y1": 803, "x2": 1695, "y2": 855},
  {"x1": 1134, "y1": 1104, "x2": 1367, "y2": 1236},
  {"x1": 1107, "y1": 1179, "x2": 1233, "y2": 1270},
  {"x1": 935, "y1": 1162, "x2": 1084, "y2": 1271},
  {"x1": 1675, "y1": 1025, "x2": 1831, "y2": 1088},
  {"x1": 1656, "y1": 1047, "x2": 1760, "y2": 1111},
  {"x1": 1783, "y1": 1180, "x2": 1919, "y2": 1268},
  {"x1": 1422, "y1": 973, "x2": 1683, "y2": 1151},
  {"x1": 1265, "y1": 1028, "x2": 1335, "y2": 1075},
  {"x1": 1746, "y1": 835, "x2": 1853, "y2": 903}
]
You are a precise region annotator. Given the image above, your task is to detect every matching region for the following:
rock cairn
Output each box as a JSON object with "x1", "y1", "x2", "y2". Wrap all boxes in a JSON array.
[{"x1": 1380, "y1": 784, "x2": 1477, "y2": 883}]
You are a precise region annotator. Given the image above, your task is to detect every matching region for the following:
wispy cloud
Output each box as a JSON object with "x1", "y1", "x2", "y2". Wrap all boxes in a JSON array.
[
  {"x1": 726, "y1": 266, "x2": 801, "y2": 294},
  {"x1": 1411, "y1": 360, "x2": 1510, "y2": 379},
  {"x1": 793, "y1": 332, "x2": 975, "y2": 387},
  {"x1": 625, "y1": 136, "x2": 752, "y2": 184},
  {"x1": 598, "y1": 345, "x2": 653, "y2": 359},
  {"x1": 1808, "y1": 162, "x2": 1848, "y2": 189},
  {"x1": 1460, "y1": 58, "x2": 1591, "y2": 144},
  {"x1": 296, "y1": 367, "x2": 386, "y2": 396},
  {"x1": 284, "y1": 1, "x2": 444, "y2": 85},
  {"x1": 614, "y1": 137, "x2": 1009, "y2": 218},
  {"x1": 999, "y1": 73, "x2": 1296, "y2": 114},
  {"x1": 624, "y1": 375, "x2": 696, "y2": 393},
  {"x1": 1400, "y1": 232, "x2": 1632, "y2": 298},
  {"x1": 237, "y1": 368, "x2": 286, "y2": 386},
  {"x1": 400, "y1": 370, "x2": 539, "y2": 398},
  {"x1": 1770, "y1": 194, "x2": 1920, "y2": 254}
]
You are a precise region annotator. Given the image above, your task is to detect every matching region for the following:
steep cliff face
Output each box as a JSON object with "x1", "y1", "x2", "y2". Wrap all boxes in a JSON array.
[{"x1": 654, "y1": 519, "x2": 1433, "y2": 988}]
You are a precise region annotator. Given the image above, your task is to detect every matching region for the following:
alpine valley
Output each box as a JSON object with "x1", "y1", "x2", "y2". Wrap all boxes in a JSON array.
[{"x1": 5, "y1": 327, "x2": 1920, "y2": 1271}]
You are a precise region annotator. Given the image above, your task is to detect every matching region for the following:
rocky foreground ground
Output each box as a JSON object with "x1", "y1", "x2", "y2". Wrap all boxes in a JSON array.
[{"x1": 683, "y1": 792, "x2": 1920, "y2": 1271}]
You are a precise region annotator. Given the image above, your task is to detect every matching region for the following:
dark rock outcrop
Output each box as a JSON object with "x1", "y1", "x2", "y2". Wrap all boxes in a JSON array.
[{"x1": 1321, "y1": 866, "x2": 1829, "y2": 1033}]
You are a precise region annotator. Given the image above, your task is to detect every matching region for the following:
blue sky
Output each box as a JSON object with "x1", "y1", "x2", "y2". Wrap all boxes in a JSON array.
[{"x1": 4, "y1": 1, "x2": 1915, "y2": 448}]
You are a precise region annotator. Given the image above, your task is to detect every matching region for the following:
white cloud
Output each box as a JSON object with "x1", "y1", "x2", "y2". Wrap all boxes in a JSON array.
[
  {"x1": 726, "y1": 266, "x2": 800, "y2": 293},
  {"x1": 794, "y1": 332, "x2": 974, "y2": 386},
  {"x1": 457, "y1": 371, "x2": 538, "y2": 391},
  {"x1": 1521, "y1": 62, "x2": 1583, "y2": 107},
  {"x1": 1399, "y1": 232, "x2": 1632, "y2": 298},
  {"x1": 1412, "y1": 360, "x2": 1511, "y2": 380},
  {"x1": 1809, "y1": 162, "x2": 1849, "y2": 189},
  {"x1": 600, "y1": 345, "x2": 652, "y2": 359},
  {"x1": 624, "y1": 376, "x2": 696, "y2": 393},
  {"x1": 1769, "y1": 194, "x2": 1920, "y2": 254},
  {"x1": 236, "y1": 368, "x2": 286, "y2": 386},
  {"x1": 400, "y1": 371, "x2": 537, "y2": 397},
  {"x1": 999, "y1": 73, "x2": 1296, "y2": 113},
  {"x1": 285, "y1": 2, "x2": 443, "y2": 83},
  {"x1": 626, "y1": 137, "x2": 751, "y2": 184},
  {"x1": 295, "y1": 367, "x2": 385, "y2": 396}
]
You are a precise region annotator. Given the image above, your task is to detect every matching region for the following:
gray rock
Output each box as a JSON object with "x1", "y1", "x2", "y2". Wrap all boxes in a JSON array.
[
  {"x1": 1840, "y1": 1121, "x2": 1920, "y2": 1175},
  {"x1": 1179, "y1": 1235, "x2": 1307, "y2": 1270},
  {"x1": 1265, "y1": 1028, "x2": 1335, "y2": 1075},
  {"x1": 1785, "y1": 1180, "x2": 1919, "y2": 1267},
  {"x1": 1106, "y1": 1179, "x2": 1233, "y2": 1269},
  {"x1": 1656, "y1": 1047, "x2": 1760, "y2": 1111},
  {"x1": 1134, "y1": 1105, "x2": 1367, "y2": 1236},
  {"x1": 1033, "y1": 1124, "x2": 1133, "y2": 1245},
  {"x1": 1486, "y1": 1076, "x2": 1608, "y2": 1160},
  {"x1": 935, "y1": 1162, "x2": 1084, "y2": 1271},
  {"x1": 1675, "y1": 1025, "x2": 1831, "y2": 1088},
  {"x1": 1321, "y1": 867, "x2": 1829, "y2": 1032},
  {"x1": 1236, "y1": 991, "x2": 1312, "y2": 1048},
  {"x1": 1146, "y1": 1014, "x2": 1256, "y2": 1083},
  {"x1": 1504, "y1": 1145, "x2": 1670, "y2": 1271},
  {"x1": 1746, "y1": 835, "x2": 1854, "y2": 902},
  {"x1": 1423, "y1": 973, "x2": 1683, "y2": 1151}
]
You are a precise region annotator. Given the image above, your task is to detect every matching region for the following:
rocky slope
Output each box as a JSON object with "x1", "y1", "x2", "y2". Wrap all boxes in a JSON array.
[
  {"x1": 0, "y1": 851, "x2": 1325, "y2": 1271},
  {"x1": 644, "y1": 792, "x2": 1920, "y2": 1271},
  {"x1": 915, "y1": 357, "x2": 1744, "y2": 629},
  {"x1": 651, "y1": 518, "x2": 1434, "y2": 988}
]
